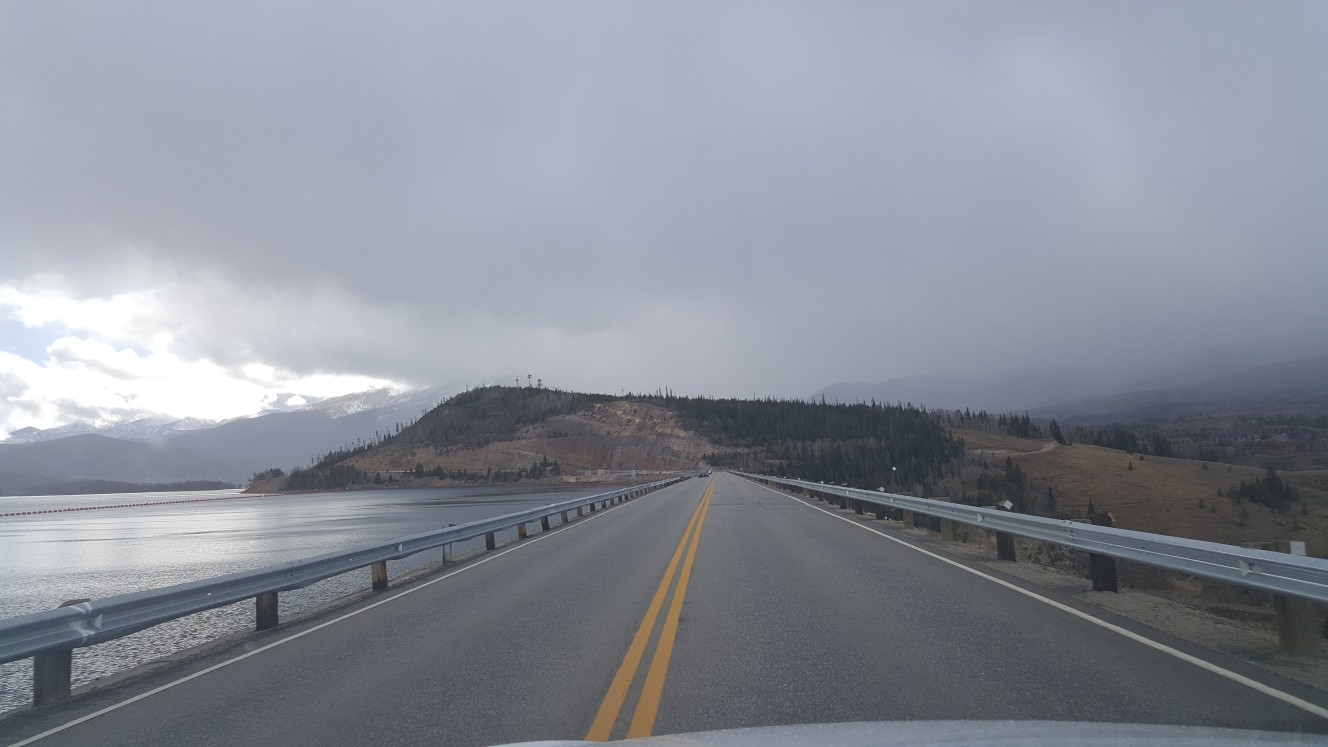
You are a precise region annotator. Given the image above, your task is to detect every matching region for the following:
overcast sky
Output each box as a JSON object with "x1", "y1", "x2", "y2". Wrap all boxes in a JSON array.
[{"x1": 1, "y1": 1, "x2": 1325, "y2": 435}]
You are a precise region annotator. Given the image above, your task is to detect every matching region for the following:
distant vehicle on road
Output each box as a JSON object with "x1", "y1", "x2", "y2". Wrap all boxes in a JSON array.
[{"x1": 698, "y1": 469, "x2": 711, "y2": 477}]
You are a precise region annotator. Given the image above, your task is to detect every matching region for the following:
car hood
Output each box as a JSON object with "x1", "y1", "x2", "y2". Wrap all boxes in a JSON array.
[{"x1": 490, "y1": 720, "x2": 1326, "y2": 746}]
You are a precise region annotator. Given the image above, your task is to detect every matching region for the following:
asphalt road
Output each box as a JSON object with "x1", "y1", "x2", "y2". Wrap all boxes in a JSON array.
[{"x1": 3, "y1": 473, "x2": 1327, "y2": 746}]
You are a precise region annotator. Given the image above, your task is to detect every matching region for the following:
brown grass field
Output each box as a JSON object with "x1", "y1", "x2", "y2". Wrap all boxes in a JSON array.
[{"x1": 944, "y1": 428, "x2": 1328, "y2": 557}]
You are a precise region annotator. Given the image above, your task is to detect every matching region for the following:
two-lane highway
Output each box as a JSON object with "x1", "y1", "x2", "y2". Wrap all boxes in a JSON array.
[{"x1": 3, "y1": 473, "x2": 1327, "y2": 746}]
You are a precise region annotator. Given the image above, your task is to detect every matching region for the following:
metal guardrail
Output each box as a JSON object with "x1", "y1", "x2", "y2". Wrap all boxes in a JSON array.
[
  {"x1": 738, "y1": 473, "x2": 1328, "y2": 606},
  {"x1": 0, "y1": 477, "x2": 684, "y2": 705}
]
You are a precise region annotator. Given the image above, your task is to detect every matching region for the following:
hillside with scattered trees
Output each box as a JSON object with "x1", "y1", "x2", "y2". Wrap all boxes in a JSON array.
[{"x1": 263, "y1": 386, "x2": 964, "y2": 492}]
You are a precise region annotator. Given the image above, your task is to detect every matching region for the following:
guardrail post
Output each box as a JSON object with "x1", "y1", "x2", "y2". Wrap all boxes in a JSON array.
[
  {"x1": 32, "y1": 598, "x2": 86, "y2": 706},
  {"x1": 995, "y1": 504, "x2": 1017, "y2": 562},
  {"x1": 1090, "y1": 513, "x2": 1119, "y2": 592},
  {"x1": 371, "y1": 561, "x2": 389, "y2": 592},
  {"x1": 854, "y1": 499, "x2": 864, "y2": 515},
  {"x1": 540, "y1": 516, "x2": 551, "y2": 531},
  {"x1": 1272, "y1": 541, "x2": 1320, "y2": 655},
  {"x1": 577, "y1": 506, "x2": 585, "y2": 517},
  {"x1": 485, "y1": 531, "x2": 497, "y2": 551},
  {"x1": 517, "y1": 523, "x2": 528, "y2": 539},
  {"x1": 874, "y1": 506, "x2": 886, "y2": 520},
  {"x1": 901, "y1": 509, "x2": 914, "y2": 528},
  {"x1": 33, "y1": 649, "x2": 72, "y2": 707},
  {"x1": 561, "y1": 510, "x2": 570, "y2": 523},
  {"x1": 256, "y1": 592, "x2": 279, "y2": 630},
  {"x1": 589, "y1": 502, "x2": 597, "y2": 512},
  {"x1": 940, "y1": 519, "x2": 956, "y2": 541}
]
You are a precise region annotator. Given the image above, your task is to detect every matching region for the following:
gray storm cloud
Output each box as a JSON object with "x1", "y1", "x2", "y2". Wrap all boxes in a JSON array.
[{"x1": 1, "y1": 1, "x2": 1324, "y2": 400}]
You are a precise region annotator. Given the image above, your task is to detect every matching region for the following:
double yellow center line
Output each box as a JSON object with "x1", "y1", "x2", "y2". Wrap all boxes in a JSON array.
[{"x1": 585, "y1": 479, "x2": 714, "y2": 741}]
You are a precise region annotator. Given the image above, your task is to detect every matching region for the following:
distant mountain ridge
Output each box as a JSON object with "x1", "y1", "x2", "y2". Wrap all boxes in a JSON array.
[
  {"x1": 5, "y1": 415, "x2": 218, "y2": 444},
  {"x1": 817, "y1": 369, "x2": 1119, "y2": 414},
  {"x1": 1031, "y1": 354, "x2": 1328, "y2": 424},
  {"x1": 3, "y1": 387, "x2": 450, "y2": 445},
  {"x1": 818, "y1": 351, "x2": 1328, "y2": 422},
  {"x1": 0, "y1": 385, "x2": 456, "y2": 495}
]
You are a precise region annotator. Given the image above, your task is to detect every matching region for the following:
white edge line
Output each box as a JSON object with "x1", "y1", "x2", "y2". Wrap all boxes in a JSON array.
[
  {"x1": 6, "y1": 486, "x2": 676, "y2": 747},
  {"x1": 742, "y1": 477, "x2": 1328, "y2": 722}
]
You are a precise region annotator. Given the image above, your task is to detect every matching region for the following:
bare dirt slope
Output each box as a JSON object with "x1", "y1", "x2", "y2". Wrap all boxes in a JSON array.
[{"x1": 349, "y1": 401, "x2": 722, "y2": 476}]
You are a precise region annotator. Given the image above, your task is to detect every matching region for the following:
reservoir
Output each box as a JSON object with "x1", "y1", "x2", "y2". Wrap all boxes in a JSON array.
[{"x1": 0, "y1": 483, "x2": 615, "y2": 713}]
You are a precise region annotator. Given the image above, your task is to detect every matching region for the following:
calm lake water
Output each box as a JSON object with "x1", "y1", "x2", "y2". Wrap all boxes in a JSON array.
[{"x1": 0, "y1": 484, "x2": 612, "y2": 713}]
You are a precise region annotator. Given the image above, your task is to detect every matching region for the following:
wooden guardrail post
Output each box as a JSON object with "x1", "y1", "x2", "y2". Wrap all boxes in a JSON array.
[
  {"x1": 485, "y1": 531, "x2": 497, "y2": 551},
  {"x1": 854, "y1": 499, "x2": 864, "y2": 515},
  {"x1": 256, "y1": 592, "x2": 279, "y2": 630},
  {"x1": 940, "y1": 519, "x2": 956, "y2": 541},
  {"x1": 560, "y1": 510, "x2": 570, "y2": 524},
  {"x1": 540, "y1": 516, "x2": 551, "y2": 531},
  {"x1": 371, "y1": 561, "x2": 389, "y2": 592},
  {"x1": 517, "y1": 523, "x2": 528, "y2": 539},
  {"x1": 1272, "y1": 541, "x2": 1320, "y2": 655},
  {"x1": 1090, "y1": 513, "x2": 1119, "y2": 592},
  {"x1": 900, "y1": 509, "x2": 914, "y2": 528},
  {"x1": 874, "y1": 506, "x2": 886, "y2": 520},
  {"x1": 33, "y1": 598, "x2": 87, "y2": 706}
]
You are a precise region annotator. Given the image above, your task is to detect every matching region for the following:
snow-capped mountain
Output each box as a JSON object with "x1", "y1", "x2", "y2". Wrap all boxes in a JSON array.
[
  {"x1": 100, "y1": 417, "x2": 220, "y2": 440},
  {"x1": 3, "y1": 422, "x2": 97, "y2": 444},
  {"x1": 5, "y1": 417, "x2": 220, "y2": 444},
  {"x1": 299, "y1": 386, "x2": 453, "y2": 419},
  {"x1": 0, "y1": 384, "x2": 462, "y2": 492},
  {"x1": 3, "y1": 387, "x2": 456, "y2": 445}
]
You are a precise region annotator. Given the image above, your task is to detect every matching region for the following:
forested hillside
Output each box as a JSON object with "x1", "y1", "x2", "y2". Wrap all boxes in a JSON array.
[
  {"x1": 270, "y1": 387, "x2": 963, "y2": 492},
  {"x1": 650, "y1": 395, "x2": 962, "y2": 489},
  {"x1": 397, "y1": 387, "x2": 618, "y2": 448}
]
